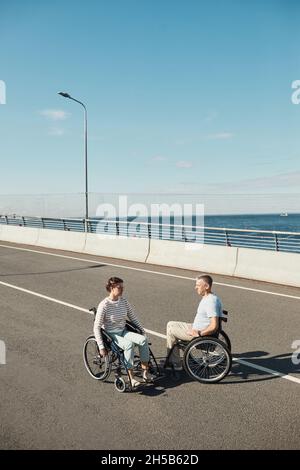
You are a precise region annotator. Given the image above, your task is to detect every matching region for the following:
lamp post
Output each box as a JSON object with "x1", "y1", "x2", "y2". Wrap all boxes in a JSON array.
[{"x1": 58, "y1": 92, "x2": 88, "y2": 232}]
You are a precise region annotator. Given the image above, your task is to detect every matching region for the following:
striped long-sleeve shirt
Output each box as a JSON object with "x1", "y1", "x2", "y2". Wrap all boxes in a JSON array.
[{"x1": 93, "y1": 296, "x2": 145, "y2": 349}]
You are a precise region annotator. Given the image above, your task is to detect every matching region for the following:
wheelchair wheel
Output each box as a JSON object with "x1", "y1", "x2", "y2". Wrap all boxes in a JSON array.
[
  {"x1": 83, "y1": 336, "x2": 111, "y2": 380},
  {"x1": 218, "y1": 330, "x2": 231, "y2": 352},
  {"x1": 183, "y1": 337, "x2": 231, "y2": 384},
  {"x1": 114, "y1": 377, "x2": 126, "y2": 393}
]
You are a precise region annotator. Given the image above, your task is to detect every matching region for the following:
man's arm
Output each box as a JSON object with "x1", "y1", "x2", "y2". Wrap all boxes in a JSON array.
[
  {"x1": 187, "y1": 316, "x2": 219, "y2": 337},
  {"x1": 199, "y1": 316, "x2": 219, "y2": 336}
]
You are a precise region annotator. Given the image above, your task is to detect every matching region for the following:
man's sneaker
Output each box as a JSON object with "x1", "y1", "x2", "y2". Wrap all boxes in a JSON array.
[{"x1": 142, "y1": 370, "x2": 155, "y2": 383}]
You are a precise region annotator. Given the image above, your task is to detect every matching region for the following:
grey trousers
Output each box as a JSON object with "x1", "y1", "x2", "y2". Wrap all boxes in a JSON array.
[{"x1": 166, "y1": 321, "x2": 193, "y2": 366}]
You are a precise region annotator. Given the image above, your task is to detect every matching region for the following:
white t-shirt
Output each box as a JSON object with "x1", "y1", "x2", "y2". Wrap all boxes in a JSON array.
[{"x1": 192, "y1": 293, "x2": 223, "y2": 331}]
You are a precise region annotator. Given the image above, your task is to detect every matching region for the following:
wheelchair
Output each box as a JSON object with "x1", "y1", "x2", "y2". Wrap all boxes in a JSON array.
[
  {"x1": 165, "y1": 310, "x2": 232, "y2": 384},
  {"x1": 83, "y1": 307, "x2": 160, "y2": 392}
]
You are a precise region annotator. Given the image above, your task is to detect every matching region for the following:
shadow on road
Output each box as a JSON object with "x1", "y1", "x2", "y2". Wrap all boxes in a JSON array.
[
  {"x1": 140, "y1": 351, "x2": 300, "y2": 392},
  {"x1": 222, "y1": 350, "x2": 300, "y2": 384},
  {"x1": 0, "y1": 264, "x2": 106, "y2": 277},
  {"x1": 97, "y1": 350, "x2": 300, "y2": 396}
]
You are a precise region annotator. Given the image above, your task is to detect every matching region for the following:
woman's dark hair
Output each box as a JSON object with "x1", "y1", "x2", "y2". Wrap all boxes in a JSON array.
[{"x1": 106, "y1": 277, "x2": 124, "y2": 292}]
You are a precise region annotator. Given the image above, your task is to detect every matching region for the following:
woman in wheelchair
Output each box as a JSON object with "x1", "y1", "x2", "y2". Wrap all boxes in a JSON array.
[{"x1": 93, "y1": 276, "x2": 153, "y2": 388}]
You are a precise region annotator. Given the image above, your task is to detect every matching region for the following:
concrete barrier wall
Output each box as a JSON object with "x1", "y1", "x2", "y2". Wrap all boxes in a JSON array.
[
  {"x1": 146, "y1": 239, "x2": 238, "y2": 276},
  {"x1": 1, "y1": 225, "x2": 300, "y2": 287},
  {"x1": 234, "y1": 247, "x2": 300, "y2": 287},
  {"x1": 0, "y1": 225, "x2": 40, "y2": 246},
  {"x1": 0, "y1": 226, "x2": 149, "y2": 263},
  {"x1": 84, "y1": 233, "x2": 149, "y2": 263},
  {"x1": 37, "y1": 228, "x2": 86, "y2": 252}
]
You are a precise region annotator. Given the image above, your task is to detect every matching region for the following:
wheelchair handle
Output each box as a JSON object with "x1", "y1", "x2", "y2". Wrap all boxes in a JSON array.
[{"x1": 89, "y1": 307, "x2": 97, "y2": 318}]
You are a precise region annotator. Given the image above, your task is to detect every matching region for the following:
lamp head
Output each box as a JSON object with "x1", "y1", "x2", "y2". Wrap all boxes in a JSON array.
[{"x1": 58, "y1": 92, "x2": 71, "y2": 98}]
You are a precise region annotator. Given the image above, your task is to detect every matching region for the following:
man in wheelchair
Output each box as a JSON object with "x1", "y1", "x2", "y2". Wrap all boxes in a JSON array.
[
  {"x1": 93, "y1": 277, "x2": 154, "y2": 388},
  {"x1": 166, "y1": 274, "x2": 223, "y2": 370}
]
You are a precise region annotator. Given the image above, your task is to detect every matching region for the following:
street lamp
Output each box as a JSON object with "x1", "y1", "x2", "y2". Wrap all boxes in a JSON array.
[{"x1": 58, "y1": 91, "x2": 88, "y2": 232}]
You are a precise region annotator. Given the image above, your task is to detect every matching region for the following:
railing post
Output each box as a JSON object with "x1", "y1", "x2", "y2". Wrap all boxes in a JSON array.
[
  {"x1": 147, "y1": 222, "x2": 151, "y2": 239},
  {"x1": 274, "y1": 233, "x2": 279, "y2": 251},
  {"x1": 41, "y1": 218, "x2": 45, "y2": 228},
  {"x1": 63, "y1": 219, "x2": 66, "y2": 231},
  {"x1": 224, "y1": 229, "x2": 230, "y2": 246}
]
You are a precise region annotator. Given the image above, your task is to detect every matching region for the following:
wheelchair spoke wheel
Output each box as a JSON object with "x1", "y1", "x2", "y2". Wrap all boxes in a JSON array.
[
  {"x1": 183, "y1": 337, "x2": 231, "y2": 383},
  {"x1": 218, "y1": 330, "x2": 231, "y2": 352},
  {"x1": 83, "y1": 336, "x2": 111, "y2": 380}
]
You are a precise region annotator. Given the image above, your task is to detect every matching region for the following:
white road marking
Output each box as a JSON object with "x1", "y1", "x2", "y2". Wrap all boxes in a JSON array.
[
  {"x1": 0, "y1": 243, "x2": 300, "y2": 300},
  {"x1": 233, "y1": 358, "x2": 300, "y2": 384},
  {"x1": 0, "y1": 278, "x2": 299, "y2": 385},
  {"x1": 0, "y1": 280, "x2": 89, "y2": 313}
]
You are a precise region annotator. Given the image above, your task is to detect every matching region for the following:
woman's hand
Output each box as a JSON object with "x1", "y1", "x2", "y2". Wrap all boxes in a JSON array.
[{"x1": 100, "y1": 348, "x2": 107, "y2": 357}]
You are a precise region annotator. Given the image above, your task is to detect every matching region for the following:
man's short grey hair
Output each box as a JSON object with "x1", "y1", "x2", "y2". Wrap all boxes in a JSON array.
[{"x1": 196, "y1": 274, "x2": 213, "y2": 287}]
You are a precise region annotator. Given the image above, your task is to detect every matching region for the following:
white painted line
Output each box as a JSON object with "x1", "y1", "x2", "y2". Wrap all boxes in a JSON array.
[
  {"x1": 145, "y1": 328, "x2": 166, "y2": 340},
  {"x1": 0, "y1": 243, "x2": 300, "y2": 300},
  {"x1": 233, "y1": 358, "x2": 300, "y2": 385},
  {"x1": 0, "y1": 280, "x2": 89, "y2": 314},
  {"x1": 0, "y1": 279, "x2": 165, "y2": 338},
  {"x1": 0, "y1": 278, "x2": 299, "y2": 385}
]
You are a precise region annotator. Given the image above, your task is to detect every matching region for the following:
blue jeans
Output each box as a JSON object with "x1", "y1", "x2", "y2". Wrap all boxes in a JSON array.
[{"x1": 109, "y1": 329, "x2": 149, "y2": 369}]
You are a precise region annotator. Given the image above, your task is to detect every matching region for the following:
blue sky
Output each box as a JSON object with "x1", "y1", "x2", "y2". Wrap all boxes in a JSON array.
[{"x1": 1, "y1": 0, "x2": 300, "y2": 214}]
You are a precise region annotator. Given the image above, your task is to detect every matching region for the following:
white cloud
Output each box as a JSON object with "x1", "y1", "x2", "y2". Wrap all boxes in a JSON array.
[
  {"x1": 206, "y1": 132, "x2": 234, "y2": 140},
  {"x1": 48, "y1": 127, "x2": 65, "y2": 136},
  {"x1": 176, "y1": 160, "x2": 193, "y2": 168},
  {"x1": 151, "y1": 155, "x2": 167, "y2": 162},
  {"x1": 40, "y1": 109, "x2": 70, "y2": 121}
]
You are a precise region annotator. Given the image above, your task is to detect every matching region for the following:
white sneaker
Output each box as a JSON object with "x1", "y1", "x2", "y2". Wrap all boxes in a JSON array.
[
  {"x1": 143, "y1": 370, "x2": 155, "y2": 383},
  {"x1": 130, "y1": 378, "x2": 142, "y2": 388}
]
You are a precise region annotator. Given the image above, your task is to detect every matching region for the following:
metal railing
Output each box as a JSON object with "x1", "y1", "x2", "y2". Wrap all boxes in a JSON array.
[{"x1": 1, "y1": 215, "x2": 300, "y2": 253}]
